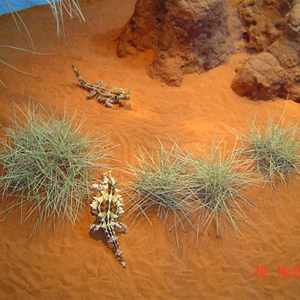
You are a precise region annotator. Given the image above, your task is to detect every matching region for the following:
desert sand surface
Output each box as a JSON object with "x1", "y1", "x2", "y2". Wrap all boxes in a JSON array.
[{"x1": 1, "y1": 0, "x2": 300, "y2": 299}]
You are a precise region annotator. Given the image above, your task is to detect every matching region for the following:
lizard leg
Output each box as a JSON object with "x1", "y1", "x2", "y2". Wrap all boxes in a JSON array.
[
  {"x1": 105, "y1": 99, "x2": 114, "y2": 108},
  {"x1": 119, "y1": 101, "x2": 131, "y2": 110},
  {"x1": 97, "y1": 95, "x2": 105, "y2": 104},
  {"x1": 87, "y1": 90, "x2": 97, "y2": 99},
  {"x1": 115, "y1": 222, "x2": 128, "y2": 233},
  {"x1": 89, "y1": 224, "x2": 99, "y2": 231},
  {"x1": 120, "y1": 222, "x2": 128, "y2": 233},
  {"x1": 95, "y1": 81, "x2": 104, "y2": 86}
]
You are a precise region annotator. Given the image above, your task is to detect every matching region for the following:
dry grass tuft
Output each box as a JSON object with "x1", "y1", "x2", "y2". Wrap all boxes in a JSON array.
[
  {"x1": 125, "y1": 139, "x2": 193, "y2": 246},
  {"x1": 240, "y1": 117, "x2": 300, "y2": 185},
  {"x1": 126, "y1": 138, "x2": 260, "y2": 243},
  {"x1": 0, "y1": 0, "x2": 85, "y2": 86},
  {"x1": 46, "y1": 0, "x2": 86, "y2": 38},
  {"x1": 0, "y1": 104, "x2": 111, "y2": 236},
  {"x1": 181, "y1": 140, "x2": 259, "y2": 239}
]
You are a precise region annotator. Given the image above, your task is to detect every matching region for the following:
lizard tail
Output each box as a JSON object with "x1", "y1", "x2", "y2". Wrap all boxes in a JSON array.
[
  {"x1": 110, "y1": 239, "x2": 126, "y2": 268},
  {"x1": 105, "y1": 227, "x2": 126, "y2": 268},
  {"x1": 72, "y1": 65, "x2": 90, "y2": 89},
  {"x1": 115, "y1": 247, "x2": 126, "y2": 268}
]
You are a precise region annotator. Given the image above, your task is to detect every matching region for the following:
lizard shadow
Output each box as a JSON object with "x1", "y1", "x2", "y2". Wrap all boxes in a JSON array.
[
  {"x1": 89, "y1": 228, "x2": 127, "y2": 242},
  {"x1": 89, "y1": 228, "x2": 127, "y2": 253},
  {"x1": 89, "y1": 229, "x2": 107, "y2": 244},
  {"x1": 88, "y1": 229, "x2": 113, "y2": 253}
]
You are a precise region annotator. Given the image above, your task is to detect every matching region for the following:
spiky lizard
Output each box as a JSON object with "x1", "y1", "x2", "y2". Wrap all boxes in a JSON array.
[
  {"x1": 72, "y1": 65, "x2": 131, "y2": 109},
  {"x1": 90, "y1": 171, "x2": 128, "y2": 268}
]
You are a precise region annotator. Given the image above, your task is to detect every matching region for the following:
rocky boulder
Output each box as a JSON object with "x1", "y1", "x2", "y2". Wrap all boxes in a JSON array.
[
  {"x1": 117, "y1": 0, "x2": 231, "y2": 86},
  {"x1": 233, "y1": 0, "x2": 300, "y2": 102},
  {"x1": 288, "y1": 0, "x2": 300, "y2": 36},
  {"x1": 231, "y1": 53, "x2": 291, "y2": 100}
]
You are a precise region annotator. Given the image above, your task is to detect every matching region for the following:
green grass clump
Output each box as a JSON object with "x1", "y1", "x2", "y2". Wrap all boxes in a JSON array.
[
  {"x1": 0, "y1": 105, "x2": 110, "y2": 235},
  {"x1": 126, "y1": 138, "x2": 259, "y2": 242},
  {"x1": 182, "y1": 141, "x2": 258, "y2": 237},
  {"x1": 240, "y1": 117, "x2": 300, "y2": 184},
  {"x1": 126, "y1": 139, "x2": 191, "y2": 244}
]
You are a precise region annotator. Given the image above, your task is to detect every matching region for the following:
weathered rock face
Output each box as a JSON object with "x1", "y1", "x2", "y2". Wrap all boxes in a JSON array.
[
  {"x1": 117, "y1": 0, "x2": 231, "y2": 86},
  {"x1": 238, "y1": 0, "x2": 290, "y2": 52},
  {"x1": 117, "y1": 0, "x2": 164, "y2": 57},
  {"x1": 231, "y1": 52, "x2": 291, "y2": 100},
  {"x1": 232, "y1": 0, "x2": 300, "y2": 102},
  {"x1": 288, "y1": 0, "x2": 300, "y2": 36},
  {"x1": 118, "y1": 0, "x2": 300, "y2": 101}
]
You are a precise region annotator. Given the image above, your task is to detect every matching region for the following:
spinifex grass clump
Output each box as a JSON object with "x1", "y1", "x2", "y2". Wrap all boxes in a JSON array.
[
  {"x1": 183, "y1": 141, "x2": 258, "y2": 237},
  {"x1": 240, "y1": 117, "x2": 300, "y2": 184},
  {"x1": 126, "y1": 139, "x2": 191, "y2": 244},
  {"x1": 0, "y1": 105, "x2": 110, "y2": 236}
]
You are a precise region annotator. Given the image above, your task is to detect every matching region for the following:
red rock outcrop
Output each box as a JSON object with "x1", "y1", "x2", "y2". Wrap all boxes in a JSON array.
[
  {"x1": 117, "y1": 0, "x2": 231, "y2": 86},
  {"x1": 237, "y1": 0, "x2": 290, "y2": 52},
  {"x1": 231, "y1": 52, "x2": 291, "y2": 100},
  {"x1": 288, "y1": 0, "x2": 300, "y2": 35},
  {"x1": 232, "y1": 0, "x2": 300, "y2": 102},
  {"x1": 118, "y1": 0, "x2": 300, "y2": 101}
]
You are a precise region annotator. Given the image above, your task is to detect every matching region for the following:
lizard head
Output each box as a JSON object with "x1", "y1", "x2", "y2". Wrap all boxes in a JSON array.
[{"x1": 120, "y1": 91, "x2": 131, "y2": 100}]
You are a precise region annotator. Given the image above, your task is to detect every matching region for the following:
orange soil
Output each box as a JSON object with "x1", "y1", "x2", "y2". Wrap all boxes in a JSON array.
[{"x1": 1, "y1": 0, "x2": 300, "y2": 299}]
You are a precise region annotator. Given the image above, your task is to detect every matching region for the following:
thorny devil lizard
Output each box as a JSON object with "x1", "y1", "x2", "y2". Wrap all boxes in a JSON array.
[
  {"x1": 90, "y1": 171, "x2": 128, "y2": 268},
  {"x1": 72, "y1": 65, "x2": 131, "y2": 109}
]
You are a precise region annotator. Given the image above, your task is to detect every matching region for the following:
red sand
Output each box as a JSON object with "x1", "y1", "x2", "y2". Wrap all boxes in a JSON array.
[{"x1": 1, "y1": 0, "x2": 300, "y2": 298}]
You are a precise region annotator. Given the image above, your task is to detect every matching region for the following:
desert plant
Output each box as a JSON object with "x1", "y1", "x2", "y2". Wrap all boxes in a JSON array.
[
  {"x1": 0, "y1": 45, "x2": 63, "y2": 88},
  {"x1": 2, "y1": 0, "x2": 85, "y2": 39},
  {"x1": 125, "y1": 139, "x2": 192, "y2": 245},
  {"x1": 46, "y1": 0, "x2": 85, "y2": 38},
  {"x1": 240, "y1": 117, "x2": 300, "y2": 184},
  {"x1": 182, "y1": 140, "x2": 259, "y2": 238},
  {"x1": 1, "y1": 0, "x2": 85, "y2": 88},
  {"x1": 0, "y1": 104, "x2": 111, "y2": 236}
]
